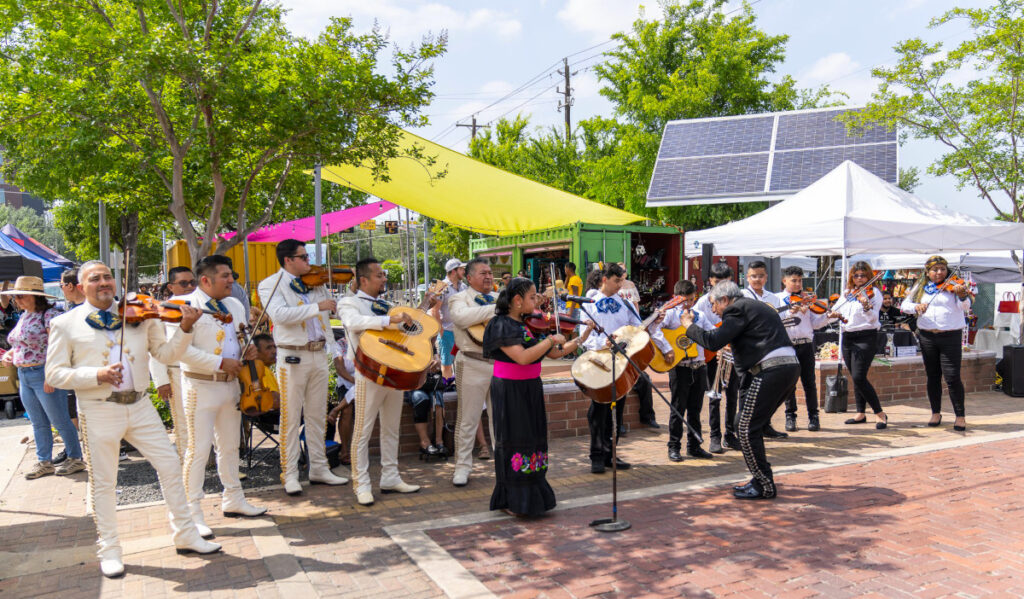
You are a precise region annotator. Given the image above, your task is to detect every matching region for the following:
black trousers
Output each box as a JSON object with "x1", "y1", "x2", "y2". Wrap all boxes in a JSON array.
[
  {"x1": 841, "y1": 329, "x2": 883, "y2": 415},
  {"x1": 737, "y1": 363, "x2": 800, "y2": 496},
  {"x1": 707, "y1": 357, "x2": 738, "y2": 441},
  {"x1": 588, "y1": 399, "x2": 625, "y2": 462},
  {"x1": 667, "y1": 365, "x2": 707, "y2": 450},
  {"x1": 634, "y1": 374, "x2": 655, "y2": 423},
  {"x1": 917, "y1": 329, "x2": 965, "y2": 417},
  {"x1": 785, "y1": 342, "x2": 819, "y2": 417}
]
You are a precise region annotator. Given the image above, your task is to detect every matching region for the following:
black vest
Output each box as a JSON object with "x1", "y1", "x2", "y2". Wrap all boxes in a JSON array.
[{"x1": 688, "y1": 298, "x2": 793, "y2": 372}]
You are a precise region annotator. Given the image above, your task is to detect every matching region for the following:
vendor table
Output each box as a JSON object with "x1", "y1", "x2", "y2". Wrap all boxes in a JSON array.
[{"x1": 973, "y1": 329, "x2": 1019, "y2": 358}]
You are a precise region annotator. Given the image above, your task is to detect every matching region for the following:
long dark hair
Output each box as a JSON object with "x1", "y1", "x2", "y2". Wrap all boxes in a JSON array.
[{"x1": 495, "y1": 277, "x2": 534, "y2": 316}]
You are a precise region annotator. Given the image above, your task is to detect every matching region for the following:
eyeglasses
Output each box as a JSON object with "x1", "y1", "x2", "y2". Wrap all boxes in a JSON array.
[{"x1": 291, "y1": 253, "x2": 310, "y2": 262}]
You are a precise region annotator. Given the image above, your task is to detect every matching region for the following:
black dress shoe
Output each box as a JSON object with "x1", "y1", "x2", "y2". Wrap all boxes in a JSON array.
[
  {"x1": 844, "y1": 417, "x2": 868, "y2": 425},
  {"x1": 668, "y1": 448, "x2": 683, "y2": 462},
  {"x1": 687, "y1": 446, "x2": 713, "y2": 460},
  {"x1": 723, "y1": 435, "x2": 741, "y2": 450},
  {"x1": 709, "y1": 438, "x2": 724, "y2": 454},
  {"x1": 927, "y1": 415, "x2": 942, "y2": 427},
  {"x1": 604, "y1": 457, "x2": 631, "y2": 470},
  {"x1": 785, "y1": 415, "x2": 797, "y2": 432},
  {"x1": 733, "y1": 480, "x2": 755, "y2": 492},
  {"x1": 764, "y1": 425, "x2": 788, "y2": 439},
  {"x1": 807, "y1": 415, "x2": 820, "y2": 431},
  {"x1": 591, "y1": 461, "x2": 606, "y2": 474},
  {"x1": 733, "y1": 482, "x2": 775, "y2": 500},
  {"x1": 642, "y1": 419, "x2": 661, "y2": 430}
]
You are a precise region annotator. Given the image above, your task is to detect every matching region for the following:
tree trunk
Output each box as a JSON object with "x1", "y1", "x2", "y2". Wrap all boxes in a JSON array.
[{"x1": 119, "y1": 212, "x2": 140, "y2": 291}]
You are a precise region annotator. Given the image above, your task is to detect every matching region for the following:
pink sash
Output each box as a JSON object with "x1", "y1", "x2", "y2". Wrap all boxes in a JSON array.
[{"x1": 493, "y1": 361, "x2": 542, "y2": 380}]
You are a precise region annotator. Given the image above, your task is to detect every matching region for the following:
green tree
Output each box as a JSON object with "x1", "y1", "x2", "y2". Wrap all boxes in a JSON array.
[
  {"x1": 898, "y1": 166, "x2": 922, "y2": 194},
  {"x1": 0, "y1": 0, "x2": 446, "y2": 278},
  {"x1": 845, "y1": 0, "x2": 1024, "y2": 221},
  {"x1": 381, "y1": 259, "x2": 404, "y2": 287}
]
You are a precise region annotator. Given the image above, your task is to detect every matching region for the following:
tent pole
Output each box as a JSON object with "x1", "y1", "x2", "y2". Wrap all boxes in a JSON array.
[
  {"x1": 314, "y1": 165, "x2": 322, "y2": 265},
  {"x1": 423, "y1": 219, "x2": 430, "y2": 289}
]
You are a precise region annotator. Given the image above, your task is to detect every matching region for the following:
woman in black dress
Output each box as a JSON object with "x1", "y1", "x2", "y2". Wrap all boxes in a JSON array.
[{"x1": 483, "y1": 277, "x2": 593, "y2": 516}]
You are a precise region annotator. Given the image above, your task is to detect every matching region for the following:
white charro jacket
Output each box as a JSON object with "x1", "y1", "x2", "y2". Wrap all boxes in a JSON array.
[
  {"x1": 45, "y1": 303, "x2": 193, "y2": 400},
  {"x1": 448, "y1": 287, "x2": 497, "y2": 354},
  {"x1": 173, "y1": 288, "x2": 249, "y2": 376},
  {"x1": 257, "y1": 268, "x2": 339, "y2": 355},
  {"x1": 337, "y1": 290, "x2": 391, "y2": 363}
]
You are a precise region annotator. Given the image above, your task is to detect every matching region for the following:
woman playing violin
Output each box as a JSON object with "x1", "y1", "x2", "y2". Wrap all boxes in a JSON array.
[
  {"x1": 827, "y1": 261, "x2": 889, "y2": 429},
  {"x1": 900, "y1": 255, "x2": 971, "y2": 431}
]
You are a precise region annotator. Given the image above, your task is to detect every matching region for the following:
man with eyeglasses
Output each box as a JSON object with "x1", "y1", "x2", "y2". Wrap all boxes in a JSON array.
[
  {"x1": 58, "y1": 268, "x2": 86, "y2": 311},
  {"x1": 149, "y1": 266, "x2": 196, "y2": 461},
  {"x1": 258, "y1": 239, "x2": 348, "y2": 495}
]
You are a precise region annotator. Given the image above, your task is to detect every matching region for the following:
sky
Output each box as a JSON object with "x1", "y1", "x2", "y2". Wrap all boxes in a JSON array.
[{"x1": 280, "y1": 0, "x2": 1000, "y2": 220}]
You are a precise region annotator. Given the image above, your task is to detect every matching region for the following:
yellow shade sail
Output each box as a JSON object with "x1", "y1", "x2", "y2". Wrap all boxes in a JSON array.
[{"x1": 320, "y1": 130, "x2": 643, "y2": 235}]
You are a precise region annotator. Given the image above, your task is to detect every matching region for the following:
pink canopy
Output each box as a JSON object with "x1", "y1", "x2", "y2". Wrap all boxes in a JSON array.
[{"x1": 220, "y1": 201, "x2": 396, "y2": 242}]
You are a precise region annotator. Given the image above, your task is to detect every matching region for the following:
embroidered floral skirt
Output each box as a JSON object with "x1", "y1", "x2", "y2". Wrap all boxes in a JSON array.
[{"x1": 489, "y1": 375, "x2": 556, "y2": 516}]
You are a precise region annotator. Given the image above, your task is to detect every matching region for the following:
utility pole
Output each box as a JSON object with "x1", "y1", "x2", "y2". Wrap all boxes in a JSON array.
[
  {"x1": 455, "y1": 115, "x2": 490, "y2": 141},
  {"x1": 557, "y1": 57, "x2": 577, "y2": 142}
]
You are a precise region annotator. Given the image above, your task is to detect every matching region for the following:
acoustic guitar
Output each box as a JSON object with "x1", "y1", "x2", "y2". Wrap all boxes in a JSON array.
[
  {"x1": 354, "y1": 281, "x2": 446, "y2": 391},
  {"x1": 649, "y1": 324, "x2": 699, "y2": 373},
  {"x1": 571, "y1": 295, "x2": 683, "y2": 404}
]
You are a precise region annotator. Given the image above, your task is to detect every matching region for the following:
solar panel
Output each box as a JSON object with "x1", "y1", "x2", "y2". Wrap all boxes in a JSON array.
[{"x1": 646, "y1": 107, "x2": 898, "y2": 206}]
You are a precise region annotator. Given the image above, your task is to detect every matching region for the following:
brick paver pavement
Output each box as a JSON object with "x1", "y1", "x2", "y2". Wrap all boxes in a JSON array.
[
  {"x1": 430, "y1": 435, "x2": 1024, "y2": 598},
  {"x1": 1, "y1": 387, "x2": 1022, "y2": 598}
]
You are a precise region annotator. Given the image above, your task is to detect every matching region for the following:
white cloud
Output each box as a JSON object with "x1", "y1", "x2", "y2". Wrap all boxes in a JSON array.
[
  {"x1": 280, "y1": 1, "x2": 522, "y2": 42},
  {"x1": 804, "y1": 52, "x2": 861, "y2": 83},
  {"x1": 556, "y1": 0, "x2": 657, "y2": 40}
]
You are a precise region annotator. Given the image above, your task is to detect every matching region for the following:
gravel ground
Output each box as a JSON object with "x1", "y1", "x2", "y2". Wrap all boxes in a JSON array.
[{"x1": 115, "y1": 447, "x2": 290, "y2": 506}]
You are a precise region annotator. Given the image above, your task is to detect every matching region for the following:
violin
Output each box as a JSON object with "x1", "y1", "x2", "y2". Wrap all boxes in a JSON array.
[
  {"x1": 119, "y1": 293, "x2": 233, "y2": 324},
  {"x1": 300, "y1": 265, "x2": 354, "y2": 287},
  {"x1": 238, "y1": 358, "x2": 275, "y2": 416},
  {"x1": 938, "y1": 274, "x2": 968, "y2": 294},
  {"x1": 778, "y1": 290, "x2": 833, "y2": 315},
  {"x1": 524, "y1": 311, "x2": 583, "y2": 337}
]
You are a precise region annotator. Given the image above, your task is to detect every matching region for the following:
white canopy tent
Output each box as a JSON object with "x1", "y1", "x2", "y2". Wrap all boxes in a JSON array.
[
  {"x1": 860, "y1": 251, "x2": 1021, "y2": 284},
  {"x1": 686, "y1": 161, "x2": 1024, "y2": 257}
]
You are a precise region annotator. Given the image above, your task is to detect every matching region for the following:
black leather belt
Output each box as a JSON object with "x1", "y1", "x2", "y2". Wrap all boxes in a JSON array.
[{"x1": 749, "y1": 355, "x2": 799, "y2": 376}]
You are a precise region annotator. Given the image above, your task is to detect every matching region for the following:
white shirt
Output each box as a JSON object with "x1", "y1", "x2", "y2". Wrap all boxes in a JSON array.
[
  {"x1": 438, "y1": 278, "x2": 467, "y2": 331},
  {"x1": 775, "y1": 291, "x2": 829, "y2": 341},
  {"x1": 836, "y1": 288, "x2": 883, "y2": 332},
  {"x1": 581, "y1": 291, "x2": 670, "y2": 353},
  {"x1": 742, "y1": 287, "x2": 782, "y2": 309},
  {"x1": 280, "y1": 271, "x2": 328, "y2": 344},
  {"x1": 661, "y1": 306, "x2": 713, "y2": 361},
  {"x1": 86, "y1": 301, "x2": 135, "y2": 392},
  {"x1": 901, "y1": 284, "x2": 969, "y2": 331},
  {"x1": 693, "y1": 293, "x2": 720, "y2": 326}
]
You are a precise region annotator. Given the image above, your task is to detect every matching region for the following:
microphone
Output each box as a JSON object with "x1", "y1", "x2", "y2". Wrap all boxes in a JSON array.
[{"x1": 558, "y1": 293, "x2": 595, "y2": 304}]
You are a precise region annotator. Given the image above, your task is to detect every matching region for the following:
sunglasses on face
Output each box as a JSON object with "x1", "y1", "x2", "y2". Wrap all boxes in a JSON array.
[
  {"x1": 291, "y1": 254, "x2": 310, "y2": 262},
  {"x1": 174, "y1": 280, "x2": 197, "y2": 287}
]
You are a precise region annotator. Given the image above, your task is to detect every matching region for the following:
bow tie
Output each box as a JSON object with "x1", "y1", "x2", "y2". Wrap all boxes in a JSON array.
[
  {"x1": 368, "y1": 298, "x2": 391, "y2": 315},
  {"x1": 596, "y1": 297, "x2": 621, "y2": 314},
  {"x1": 86, "y1": 309, "x2": 123, "y2": 331},
  {"x1": 206, "y1": 298, "x2": 229, "y2": 315},
  {"x1": 474, "y1": 294, "x2": 495, "y2": 306},
  {"x1": 290, "y1": 277, "x2": 311, "y2": 295},
  {"x1": 924, "y1": 282, "x2": 938, "y2": 295}
]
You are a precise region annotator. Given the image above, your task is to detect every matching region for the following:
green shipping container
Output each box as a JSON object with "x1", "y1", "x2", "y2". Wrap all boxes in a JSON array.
[{"x1": 470, "y1": 222, "x2": 685, "y2": 313}]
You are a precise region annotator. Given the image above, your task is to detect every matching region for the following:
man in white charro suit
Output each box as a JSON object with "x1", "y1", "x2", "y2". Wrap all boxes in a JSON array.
[
  {"x1": 339, "y1": 257, "x2": 431, "y2": 506},
  {"x1": 148, "y1": 266, "x2": 197, "y2": 461},
  {"x1": 257, "y1": 239, "x2": 348, "y2": 495},
  {"x1": 45, "y1": 261, "x2": 221, "y2": 578},
  {"x1": 449, "y1": 258, "x2": 498, "y2": 487},
  {"x1": 175, "y1": 255, "x2": 267, "y2": 537}
]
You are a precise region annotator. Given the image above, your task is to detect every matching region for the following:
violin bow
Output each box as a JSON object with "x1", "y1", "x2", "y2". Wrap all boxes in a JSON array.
[
  {"x1": 117, "y1": 250, "x2": 131, "y2": 364},
  {"x1": 549, "y1": 263, "x2": 562, "y2": 351},
  {"x1": 239, "y1": 265, "x2": 287, "y2": 358}
]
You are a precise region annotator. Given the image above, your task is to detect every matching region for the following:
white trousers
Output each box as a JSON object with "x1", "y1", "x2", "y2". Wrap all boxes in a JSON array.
[
  {"x1": 454, "y1": 355, "x2": 493, "y2": 476},
  {"x1": 277, "y1": 349, "x2": 329, "y2": 484},
  {"x1": 351, "y1": 372, "x2": 404, "y2": 494},
  {"x1": 78, "y1": 397, "x2": 202, "y2": 559},
  {"x1": 168, "y1": 366, "x2": 186, "y2": 462},
  {"x1": 182, "y1": 377, "x2": 244, "y2": 509}
]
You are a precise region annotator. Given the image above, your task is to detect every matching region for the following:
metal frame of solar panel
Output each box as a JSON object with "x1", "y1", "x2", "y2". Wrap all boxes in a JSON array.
[{"x1": 646, "y1": 106, "x2": 898, "y2": 207}]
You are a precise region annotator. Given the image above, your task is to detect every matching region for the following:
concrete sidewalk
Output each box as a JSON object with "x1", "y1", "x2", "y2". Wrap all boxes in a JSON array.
[{"x1": 1, "y1": 389, "x2": 1022, "y2": 598}]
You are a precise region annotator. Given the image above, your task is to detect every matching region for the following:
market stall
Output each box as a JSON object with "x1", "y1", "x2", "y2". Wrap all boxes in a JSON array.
[{"x1": 687, "y1": 161, "x2": 1024, "y2": 405}]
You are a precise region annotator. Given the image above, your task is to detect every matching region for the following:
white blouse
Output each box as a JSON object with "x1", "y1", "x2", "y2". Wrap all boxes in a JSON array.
[
  {"x1": 901, "y1": 284, "x2": 969, "y2": 331},
  {"x1": 836, "y1": 288, "x2": 883, "y2": 333}
]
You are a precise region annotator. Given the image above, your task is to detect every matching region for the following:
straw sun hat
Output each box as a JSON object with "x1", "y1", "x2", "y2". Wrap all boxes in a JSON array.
[{"x1": 0, "y1": 276, "x2": 57, "y2": 299}]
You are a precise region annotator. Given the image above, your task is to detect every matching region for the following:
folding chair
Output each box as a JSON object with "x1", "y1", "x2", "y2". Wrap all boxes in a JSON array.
[{"x1": 240, "y1": 410, "x2": 281, "y2": 470}]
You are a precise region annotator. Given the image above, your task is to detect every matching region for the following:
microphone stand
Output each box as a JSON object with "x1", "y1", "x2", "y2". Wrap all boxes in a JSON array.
[{"x1": 577, "y1": 303, "x2": 704, "y2": 534}]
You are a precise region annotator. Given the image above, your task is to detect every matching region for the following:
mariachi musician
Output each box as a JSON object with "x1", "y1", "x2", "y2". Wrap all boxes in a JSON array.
[
  {"x1": 174, "y1": 255, "x2": 267, "y2": 538},
  {"x1": 448, "y1": 258, "x2": 498, "y2": 487},
  {"x1": 339, "y1": 257, "x2": 433, "y2": 506},
  {"x1": 257, "y1": 239, "x2": 349, "y2": 496}
]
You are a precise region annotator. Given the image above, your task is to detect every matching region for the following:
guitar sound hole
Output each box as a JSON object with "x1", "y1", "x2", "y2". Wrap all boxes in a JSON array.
[{"x1": 400, "y1": 321, "x2": 423, "y2": 335}]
